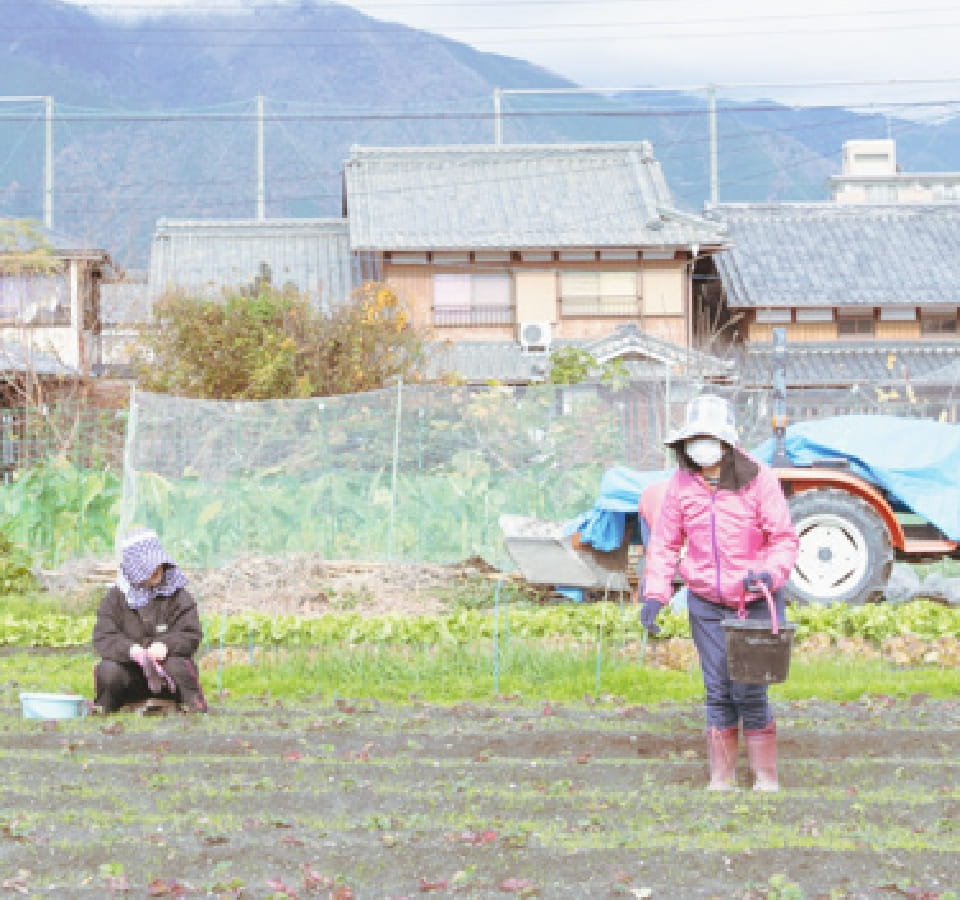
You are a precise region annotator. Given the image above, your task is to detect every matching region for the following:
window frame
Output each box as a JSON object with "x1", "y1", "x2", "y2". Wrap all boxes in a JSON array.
[
  {"x1": 432, "y1": 271, "x2": 514, "y2": 327},
  {"x1": 558, "y1": 270, "x2": 640, "y2": 317}
]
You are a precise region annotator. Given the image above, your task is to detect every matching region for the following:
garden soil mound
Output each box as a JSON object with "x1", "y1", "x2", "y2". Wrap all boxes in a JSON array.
[{"x1": 38, "y1": 554, "x2": 503, "y2": 617}]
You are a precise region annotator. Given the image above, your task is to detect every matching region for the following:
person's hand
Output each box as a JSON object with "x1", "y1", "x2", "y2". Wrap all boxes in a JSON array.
[
  {"x1": 743, "y1": 570, "x2": 773, "y2": 593},
  {"x1": 147, "y1": 641, "x2": 168, "y2": 662},
  {"x1": 640, "y1": 598, "x2": 663, "y2": 635},
  {"x1": 129, "y1": 643, "x2": 146, "y2": 662}
]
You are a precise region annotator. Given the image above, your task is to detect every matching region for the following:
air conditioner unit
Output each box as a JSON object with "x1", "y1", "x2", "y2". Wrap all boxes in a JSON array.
[{"x1": 519, "y1": 321, "x2": 552, "y2": 351}]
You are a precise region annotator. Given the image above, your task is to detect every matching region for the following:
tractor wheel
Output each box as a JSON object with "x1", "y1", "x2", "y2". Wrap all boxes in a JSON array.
[{"x1": 786, "y1": 488, "x2": 893, "y2": 606}]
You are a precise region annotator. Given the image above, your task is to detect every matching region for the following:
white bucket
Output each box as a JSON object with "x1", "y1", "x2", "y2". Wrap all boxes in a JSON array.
[{"x1": 19, "y1": 692, "x2": 87, "y2": 720}]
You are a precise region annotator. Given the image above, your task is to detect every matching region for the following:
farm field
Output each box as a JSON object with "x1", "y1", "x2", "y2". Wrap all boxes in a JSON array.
[{"x1": 0, "y1": 695, "x2": 958, "y2": 898}]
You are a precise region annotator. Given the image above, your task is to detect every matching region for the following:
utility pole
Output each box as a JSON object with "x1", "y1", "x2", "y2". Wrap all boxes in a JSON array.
[
  {"x1": 256, "y1": 93, "x2": 265, "y2": 221},
  {"x1": 492, "y1": 85, "x2": 718, "y2": 201},
  {"x1": 44, "y1": 96, "x2": 54, "y2": 229},
  {"x1": 492, "y1": 78, "x2": 960, "y2": 211},
  {"x1": 708, "y1": 85, "x2": 718, "y2": 206}
]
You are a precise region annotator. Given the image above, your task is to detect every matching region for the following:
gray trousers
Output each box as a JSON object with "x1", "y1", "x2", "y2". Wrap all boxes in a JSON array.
[
  {"x1": 688, "y1": 590, "x2": 786, "y2": 730},
  {"x1": 94, "y1": 657, "x2": 206, "y2": 713}
]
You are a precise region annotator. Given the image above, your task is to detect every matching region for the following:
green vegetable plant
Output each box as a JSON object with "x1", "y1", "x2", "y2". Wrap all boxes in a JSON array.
[{"x1": 0, "y1": 531, "x2": 35, "y2": 594}]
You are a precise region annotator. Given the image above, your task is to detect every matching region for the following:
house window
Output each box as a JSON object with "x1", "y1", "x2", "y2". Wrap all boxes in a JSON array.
[
  {"x1": 879, "y1": 307, "x2": 917, "y2": 322},
  {"x1": 755, "y1": 309, "x2": 791, "y2": 324},
  {"x1": 432, "y1": 252, "x2": 470, "y2": 265},
  {"x1": 0, "y1": 272, "x2": 70, "y2": 325},
  {"x1": 934, "y1": 184, "x2": 960, "y2": 201},
  {"x1": 559, "y1": 271, "x2": 639, "y2": 316},
  {"x1": 795, "y1": 308, "x2": 833, "y2": 323},
  {"x1": 864, "y1": 183, "x2": 898, "y2": 202},
  {"x1": 389, "y1": 252, "x2": 428, "y2": 265},
  {"x1": 920, "y1": 309, "x2": 958, "y2": 335},
  {"x1": 433, "y1": 273, "x2": 513, "y2": 326},
  {"x1": 837, "y1": 310, "x2": 875, "y2": 336}
]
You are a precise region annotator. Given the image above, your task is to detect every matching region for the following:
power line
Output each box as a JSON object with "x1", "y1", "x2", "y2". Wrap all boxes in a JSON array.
[
  {"x1": 1, "y1": 99, "x2": 958, "y2": 126},
  {"x1": 3, "y1": 90, "x2": 959, "y2": 236}
]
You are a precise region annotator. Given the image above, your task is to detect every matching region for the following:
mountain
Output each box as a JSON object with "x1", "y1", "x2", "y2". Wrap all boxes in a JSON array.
[{"x1": 2, "y1": 0, "x2": 959, "y2": 268}]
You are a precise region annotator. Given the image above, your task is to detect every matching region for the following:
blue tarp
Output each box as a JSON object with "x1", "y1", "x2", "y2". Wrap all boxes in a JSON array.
[
  {"x1": 566, "y1": 465, "x2": 671, "y2": 551},
  {"x1": 572, "y1": 415, "x2": 960, "y2": 550},
  {"x1": 753, "y1": 414, "x2": 960, "y2": 541}
]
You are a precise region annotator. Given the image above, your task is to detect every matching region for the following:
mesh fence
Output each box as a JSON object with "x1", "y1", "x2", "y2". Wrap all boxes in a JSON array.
[
  {"x1": 0, "y1": 405, "x2": 126, "y2": 566},
  {"x1": 115, "y1": 382, "x2": 957, "y2": 573}
]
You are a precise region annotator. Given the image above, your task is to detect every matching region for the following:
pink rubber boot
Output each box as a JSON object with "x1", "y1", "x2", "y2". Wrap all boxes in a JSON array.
[
  {"x1": 706, "y1": 725, "x2": 739, "y2": 790},
  {"x1": 744, "y1": 721, "x2": 779, "y2": 792}
]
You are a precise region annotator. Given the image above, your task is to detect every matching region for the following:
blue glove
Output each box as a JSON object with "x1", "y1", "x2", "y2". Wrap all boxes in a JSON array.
[
  {"x1": 743, "y1": 570, "x2": 773, "y2": 593},
  {"x1": 640, "y1": 599, "x2": 663, "y2": 635}
]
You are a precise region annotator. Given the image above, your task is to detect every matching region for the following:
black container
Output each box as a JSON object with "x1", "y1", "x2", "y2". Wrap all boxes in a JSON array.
[{"x1": 722, "y1": 619, "x2": 797, "y2": 684}]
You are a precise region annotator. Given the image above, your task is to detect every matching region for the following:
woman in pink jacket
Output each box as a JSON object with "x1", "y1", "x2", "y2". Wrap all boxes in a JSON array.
[{"x1": 640, "y1": 395, "x2": 798, "y2": 791}]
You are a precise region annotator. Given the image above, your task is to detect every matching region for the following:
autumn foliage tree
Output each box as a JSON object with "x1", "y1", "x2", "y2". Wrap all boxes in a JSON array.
[{"x1": 135, "y1": 280, "x2": 429, "y2": 399}]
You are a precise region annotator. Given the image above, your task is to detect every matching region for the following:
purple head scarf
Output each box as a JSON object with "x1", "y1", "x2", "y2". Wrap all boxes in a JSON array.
[{"x1": 116, "y1": 530, "x2": 188, "y2": 609}]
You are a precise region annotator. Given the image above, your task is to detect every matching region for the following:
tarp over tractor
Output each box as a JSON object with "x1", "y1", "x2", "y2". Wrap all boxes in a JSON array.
[{"x1": 574, "y1": 415, "x2": 960, "y2": 551}]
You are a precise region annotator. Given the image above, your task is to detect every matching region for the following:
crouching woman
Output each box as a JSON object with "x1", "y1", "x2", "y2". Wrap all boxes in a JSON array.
[{"x1": 93, "y1": 530, "x2": 207, "y2": 714}]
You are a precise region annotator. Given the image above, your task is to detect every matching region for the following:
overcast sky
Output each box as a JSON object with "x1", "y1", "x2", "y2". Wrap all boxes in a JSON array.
[{"x1": 66, "y1": 0, "x2": 960, "y2": 109}]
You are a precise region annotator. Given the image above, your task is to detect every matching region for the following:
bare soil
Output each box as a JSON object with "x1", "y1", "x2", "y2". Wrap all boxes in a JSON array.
[
  {"x1": 0, "y1": 696, "x2": 957, "y2": 898},
  {"x1": 38, "y1": 555, "x2": 515, "y2": 618}
]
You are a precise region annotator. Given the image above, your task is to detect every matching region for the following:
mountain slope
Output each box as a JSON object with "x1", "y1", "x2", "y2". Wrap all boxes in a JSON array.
[{"x1": 1, "y1": 0, "x2": 958, "y2": 267}]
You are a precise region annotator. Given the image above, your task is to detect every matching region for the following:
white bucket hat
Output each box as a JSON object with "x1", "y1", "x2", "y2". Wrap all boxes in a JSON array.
[{"x1": 665, "y1": 394, "x2": 738, "y2": 447}]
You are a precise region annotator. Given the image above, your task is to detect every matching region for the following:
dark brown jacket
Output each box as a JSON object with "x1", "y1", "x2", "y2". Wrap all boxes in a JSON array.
[{"x1": 92, "y1": 586, "x2": 203, "y2": 663}]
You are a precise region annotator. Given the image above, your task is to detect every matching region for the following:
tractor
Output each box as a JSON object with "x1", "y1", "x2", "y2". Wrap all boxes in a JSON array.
[{"x1": 766, "y1": 329, "x2": 959, "y2": 605}]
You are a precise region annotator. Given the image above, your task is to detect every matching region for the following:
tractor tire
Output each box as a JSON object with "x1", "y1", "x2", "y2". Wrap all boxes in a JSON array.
[{"x1": 785, "y1": 488, "x2": 893, "y2": 606}]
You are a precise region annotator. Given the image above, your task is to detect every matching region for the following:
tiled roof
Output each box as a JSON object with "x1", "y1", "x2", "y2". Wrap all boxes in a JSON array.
[
  {"x1": 425, "y1": 325, "x2": 732, "y2": 383},
  {"x1": 706, "y1": 203, "x2": 960, "y2": 309},
  {"x1": 148, "y1": 218, "x2": 354, "y2": 309},
  {"x1": 582, "y1": 324, "x2": 734, "y2": 377},
  {"x1": 345, "y1": 143, "x2": 728, "y2": 251},
  {"x1": 740, "y1": 340, "x2": 960, "y2": 388}
]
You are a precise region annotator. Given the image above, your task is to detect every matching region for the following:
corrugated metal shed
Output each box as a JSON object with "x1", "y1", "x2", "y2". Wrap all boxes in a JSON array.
[
  {"x1": 149, "y1": 218, "x2": 355, "y2": 309},
  {"x1": 345, "y1": 143, "x2": 728, "y2": 251},
  {"x1": 706, "y1": 203, "x2": 960, "y2": 309}
]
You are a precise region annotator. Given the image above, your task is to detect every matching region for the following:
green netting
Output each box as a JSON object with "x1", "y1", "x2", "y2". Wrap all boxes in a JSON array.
[
  {"x1": 115, "y1": 383, "x2": 957, "y2": 572},
  {"x1": 0, "y1": 405, "x2": 126, "y2": 566},
  {"x1": 117, "y1": 383, "x2": 678, "y2": 569}
]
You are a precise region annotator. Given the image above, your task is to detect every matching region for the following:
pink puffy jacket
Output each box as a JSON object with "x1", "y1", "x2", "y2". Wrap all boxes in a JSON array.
[{"x1": 643, "y1": 449, "x2": 799, "y2": 610}]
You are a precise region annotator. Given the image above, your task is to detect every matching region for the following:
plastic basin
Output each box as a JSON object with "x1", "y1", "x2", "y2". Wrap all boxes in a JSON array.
[{"x1": 19, "y1": 692, "x2": 87, "y2": 719}]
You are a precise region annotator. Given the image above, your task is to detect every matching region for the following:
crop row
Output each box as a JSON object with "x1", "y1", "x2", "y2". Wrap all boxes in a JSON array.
[{"x1": 1, "y1": 600, "x2": 957, "y2": 649}]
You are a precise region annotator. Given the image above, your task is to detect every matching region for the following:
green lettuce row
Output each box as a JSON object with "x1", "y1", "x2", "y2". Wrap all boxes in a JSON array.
[{"x1": 0, "y1": 602, "x2": 957, "y2": 649}]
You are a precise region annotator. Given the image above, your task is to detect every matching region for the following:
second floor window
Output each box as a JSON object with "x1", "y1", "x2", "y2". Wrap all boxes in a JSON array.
[
  {"x1": 559, "y1": 271, "x2": 639, "y2": 316},
  {"x1": 920, "y1": 312, "x2": 958, "y2": 335},
  {"x1": 433, "y1": 273, "x2": 513, "y2": 327},
  {"x1": 837, "y1": 310, "x2": 875, "y2": 337}
]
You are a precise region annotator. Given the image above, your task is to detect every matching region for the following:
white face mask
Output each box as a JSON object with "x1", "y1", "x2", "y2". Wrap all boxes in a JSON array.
[{"x1": 685, "y1": 436, "x2": 724, "y2": 468}]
